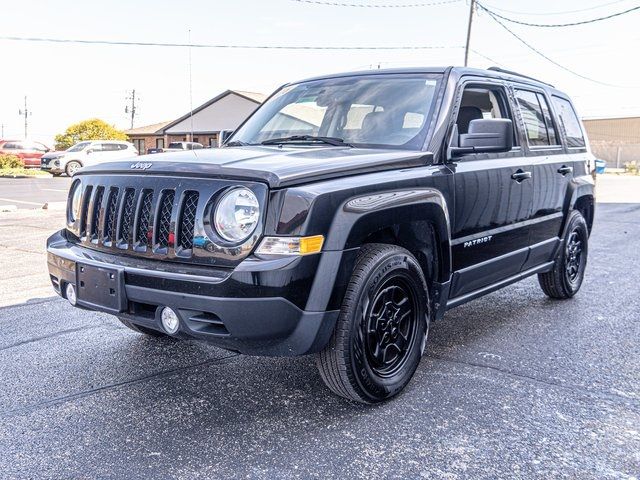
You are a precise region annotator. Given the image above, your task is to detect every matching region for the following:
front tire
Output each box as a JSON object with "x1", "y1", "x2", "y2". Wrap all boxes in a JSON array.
[
  {"x1": 65, "y1": 161, "x2": 81, "y2": 177},
  {"x1": 316, "y1": 244, "x2": 429, "y2": 403},
  {"x1": 538, "y1": 210, "x2": 589, "y2": 299}
]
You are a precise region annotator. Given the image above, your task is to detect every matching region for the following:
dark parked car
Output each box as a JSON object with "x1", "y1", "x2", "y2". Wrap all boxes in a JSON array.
[{"x1": 46, "y1": 67, "x2": 594, "y2": 403}]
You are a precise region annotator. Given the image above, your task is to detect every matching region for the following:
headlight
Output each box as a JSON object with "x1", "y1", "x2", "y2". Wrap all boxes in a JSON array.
[
  {"x1": 69, "y1": 181, "x2": 83, "y2": 223},
  {"x1": 213, "y1": 187, "x2": 260, "y2": 242}
]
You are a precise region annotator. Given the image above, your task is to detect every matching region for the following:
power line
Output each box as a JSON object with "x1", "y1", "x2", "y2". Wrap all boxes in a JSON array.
[
  {"x1": 479, "y1": 0, "x2": 629, "y2": 17},
  {"x1": 480, "y1": 8, "x2": 639, "y2": 88},
  {"x1": 288, "y1": 0, "x2": 459, "y2": 7},
  {"x1": 476, "y1": 1, "x2": 640, "y2": 28},
  {"x1": 0, "y1": 35, "x2": 460, "y2": 50}
]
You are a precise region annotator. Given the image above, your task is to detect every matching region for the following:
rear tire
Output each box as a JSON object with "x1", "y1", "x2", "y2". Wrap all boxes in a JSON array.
[
  {"x1": 538, "y1": 210, "x2": 589, "y2": 299},
  {"x1": 316, "y1": 244, "x2": 429, "y2": 404},
  {"x1": 117, "y1": 317, "x2": 166, "y2": 337}
]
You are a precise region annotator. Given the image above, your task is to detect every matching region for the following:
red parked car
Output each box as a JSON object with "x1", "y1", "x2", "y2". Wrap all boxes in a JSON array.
[{"x1": 0, "y1": 140, "x2": 51, "y2": 167}]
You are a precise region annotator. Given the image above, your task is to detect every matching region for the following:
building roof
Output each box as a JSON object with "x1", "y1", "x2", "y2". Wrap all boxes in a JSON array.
[
  {"x1": 231, "y1": 90, "x2": 268, "y2": 103},
  {"x1": 125, "y1": 120, "x2": 173, "y2": 136},
  {"x1": 163, "y1": 90, "x2": 266, "y2": 133}
]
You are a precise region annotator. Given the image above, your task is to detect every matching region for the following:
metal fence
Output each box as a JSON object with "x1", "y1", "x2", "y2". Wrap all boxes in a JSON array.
[{"x1": 590, "y1": 143, "x2": 640, "y2": 168}]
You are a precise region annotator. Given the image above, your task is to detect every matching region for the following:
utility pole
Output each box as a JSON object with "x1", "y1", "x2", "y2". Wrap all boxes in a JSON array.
[
  {"x1": 125, "y1": 89, "x2": 137, "y2": 129},
  {"x1": 464, "y1": 0, "x2": 476, "y2": 67},
  {"x1": 18, "y1": 96, "x2": 30, "y2": 138}
]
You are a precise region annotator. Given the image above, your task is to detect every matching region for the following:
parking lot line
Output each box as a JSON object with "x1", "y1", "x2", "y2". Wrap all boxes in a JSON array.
[
  {"x1": 0, "y1": 197, "x2": 43, "y2": 206},
  {"x1": 41, "y1": 189, "x2": 68, "y2": 193}
]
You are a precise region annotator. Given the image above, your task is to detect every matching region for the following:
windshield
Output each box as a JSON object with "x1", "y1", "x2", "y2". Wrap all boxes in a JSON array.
[
  {"x1": 67, "y1": 141, "x2": 91, "y2": 152},
  {"x1": 230, "y1": 73, "x2": 442, "y2": 150},
  {"x1": 168, "y1": 142, "x2": 183, "y2": 148}
]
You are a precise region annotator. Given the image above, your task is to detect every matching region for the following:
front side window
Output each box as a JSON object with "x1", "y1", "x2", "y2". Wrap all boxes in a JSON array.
[
  {"x1": 67, "y1": 141, "x2": 91, "y2": 152},
  {"x1": 515, "y1": 90, "x2": 559, "y2": 147},
  {"x1": 552, "y1": 96, "x2": 586, "y2": 148},
  {"x1": 231, "y1": 74, "x2": 442, "y2": 149}
]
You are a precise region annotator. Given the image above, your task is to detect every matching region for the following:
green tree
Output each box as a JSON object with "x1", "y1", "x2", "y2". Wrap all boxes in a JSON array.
[{"x1": 54, "y1": 119, "x2": 128, "y2": 150}]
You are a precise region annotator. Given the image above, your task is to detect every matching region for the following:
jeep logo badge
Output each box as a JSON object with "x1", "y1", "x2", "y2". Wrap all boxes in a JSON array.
[{"x1": 130, "y1": 162, "x2": 153, "y2": 170}]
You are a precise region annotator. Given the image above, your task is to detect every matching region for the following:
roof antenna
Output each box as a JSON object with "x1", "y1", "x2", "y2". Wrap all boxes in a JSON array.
[{"x1": 188, "y1": 28, "x2": 194, "y2": 142}]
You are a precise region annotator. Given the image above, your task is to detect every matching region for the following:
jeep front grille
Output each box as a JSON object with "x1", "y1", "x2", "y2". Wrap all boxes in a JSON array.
[
  {"x1": 76, "y1": 183, "x2": 197, "y2": 257},
  {"x1": 68, "y1": 175, "x2": 266, "y2": 267}
]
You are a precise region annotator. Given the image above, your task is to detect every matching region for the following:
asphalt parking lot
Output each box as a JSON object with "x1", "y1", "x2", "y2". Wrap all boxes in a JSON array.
[
  {"x1": 0, "y1": 176, "x2": 73, "y2": 210},
  {"x1": 0, "y1": 179, "x2": 638, "y2": 478}
]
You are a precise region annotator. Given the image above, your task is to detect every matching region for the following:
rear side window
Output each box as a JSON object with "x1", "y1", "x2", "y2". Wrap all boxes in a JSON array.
[
  {"x1": 552, "y1": 97, "x2": 586, "y2": 148},
  {"x1": 515, "y1": 90, "x2": 558, "y2": 147}
]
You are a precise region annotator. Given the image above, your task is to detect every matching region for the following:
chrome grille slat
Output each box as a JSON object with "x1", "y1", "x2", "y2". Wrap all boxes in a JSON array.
[
  {"x1": 90, "y1": 186, "x2": 105, "y2": 241},
  {"x1": 156, "y1": 190, "x2": 175, "y2": 249},
  {"x1": 79, "y1": 185, "x2": 93, "y2": 238},
  {"x1": 178, "y1": 191, "x2": 199, "y2": 250},
  {"x1": 135, "y1": 190, "x2": 153, "y2": 248},
  {"x1": 103, "y1": 187, "x2": 120, "y2": 244},
  {"x1": 118, "y1": 188, "x2": 136, "y2": 247}
]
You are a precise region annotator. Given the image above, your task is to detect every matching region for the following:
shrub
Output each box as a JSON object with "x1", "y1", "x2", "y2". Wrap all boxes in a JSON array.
[{"x1": 0, "y1": 154, "x2": 24, "y2": 169}]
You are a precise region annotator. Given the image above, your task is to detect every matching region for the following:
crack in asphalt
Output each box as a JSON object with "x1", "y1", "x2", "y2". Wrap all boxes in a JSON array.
[
  {"x1": 2, "y1": 353, "x2": 240, "y2": 418},
  {"x1": 0, "y1": 325, "x2": 107, "y2": 352},
  {"x1": 428, "y1": 354, "x2": 640, "y2": 410}
]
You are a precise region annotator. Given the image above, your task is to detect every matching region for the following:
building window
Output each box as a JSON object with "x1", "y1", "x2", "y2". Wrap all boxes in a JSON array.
[
  {"x1": 133, "y1": 139, "x2": 145, "y2": 153},
  {"x1": 192, "y1": 137, "x2": 199, "y2": 144},
  {"x1": 156, "y1": 138, "x2": 164, "y2": 149},
  {"x1": 209, "y1": 135, "x2": 218, "y2": 147}
]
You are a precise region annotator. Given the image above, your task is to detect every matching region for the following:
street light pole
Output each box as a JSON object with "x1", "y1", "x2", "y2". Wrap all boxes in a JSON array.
[{"x1": 464, "y1": 0, "x2": 476, "y2": 67}]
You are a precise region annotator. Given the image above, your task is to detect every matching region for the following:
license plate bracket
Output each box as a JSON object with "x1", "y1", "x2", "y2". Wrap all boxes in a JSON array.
[{"x1": 76, "y1": 263, "x2": 126, "y2": 313}]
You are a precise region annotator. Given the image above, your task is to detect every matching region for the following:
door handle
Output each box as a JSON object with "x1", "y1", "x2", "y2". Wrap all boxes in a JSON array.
[
  {"x1": 557, "y1": 165, "x2": 573, "y2": 175},
  {"x1": 511, "y1": 170, "x2": 532, "y2": 182}
]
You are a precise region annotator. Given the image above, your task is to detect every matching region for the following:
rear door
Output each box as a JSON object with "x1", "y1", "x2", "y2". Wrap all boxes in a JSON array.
[
  {"x1": 448, "y1": 79, "x2": 534, "y2": 300},
  {"x1": 512, "y1": 87, "x2": 568, "y2": 269}
]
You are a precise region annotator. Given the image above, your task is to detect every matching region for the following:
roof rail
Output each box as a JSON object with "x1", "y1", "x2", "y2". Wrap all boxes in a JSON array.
[{"x1": 487, "y1": 66, "x2": 554, "y2": 87}]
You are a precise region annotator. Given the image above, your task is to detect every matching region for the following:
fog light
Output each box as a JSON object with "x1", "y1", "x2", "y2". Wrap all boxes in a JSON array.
[
  {"x1": 65, "y1": 283, "x2": 77, "y2": 306},
  {"x1": 161, "y1": 307, "x2": 180, "y2": 334}
]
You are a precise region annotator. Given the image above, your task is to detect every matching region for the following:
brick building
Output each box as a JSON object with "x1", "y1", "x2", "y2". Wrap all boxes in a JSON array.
[{"x1": 126, "y1": 90, "x2": 266, "y2": 153}]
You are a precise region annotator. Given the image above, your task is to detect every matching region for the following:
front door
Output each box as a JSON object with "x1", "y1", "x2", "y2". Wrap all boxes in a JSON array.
[{"x1": 448, "y1": 81, "x2": 533, "y2": 300}]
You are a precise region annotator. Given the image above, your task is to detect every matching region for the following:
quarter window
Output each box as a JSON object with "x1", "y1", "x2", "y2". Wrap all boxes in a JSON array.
[
  {"x1": 552, "y1": 97, "x2": 586, "y2": 148},
  {"x1": 515, "y1": 90, "x2": 559, "y2": 147}
]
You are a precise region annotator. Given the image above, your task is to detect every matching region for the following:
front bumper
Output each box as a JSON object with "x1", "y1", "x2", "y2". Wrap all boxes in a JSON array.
[
  {"x1": 40, "y1": 160, "x2": 64, "y2": 173},
  {"x1": 46, "y1": 230, "x2": 351, "y2": 356}
]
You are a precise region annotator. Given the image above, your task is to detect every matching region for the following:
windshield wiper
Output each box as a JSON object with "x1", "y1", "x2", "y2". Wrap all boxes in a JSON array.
[{"x1": 261, "y1": 135, "x2": 352, "y2": 147}]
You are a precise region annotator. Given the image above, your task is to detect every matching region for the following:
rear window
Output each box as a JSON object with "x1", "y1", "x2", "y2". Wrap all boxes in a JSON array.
[
  {"x1": 552, "y1": 97, "x2": 586, "y2": 148},
  {"x1": 515, "y1": 89, "x2": 559, "y2": 147}
]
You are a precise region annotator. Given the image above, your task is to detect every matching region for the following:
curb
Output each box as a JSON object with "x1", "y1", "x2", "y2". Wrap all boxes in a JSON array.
[{"x1": 0, "y1": 174, "x2": 53, "y2": 179}]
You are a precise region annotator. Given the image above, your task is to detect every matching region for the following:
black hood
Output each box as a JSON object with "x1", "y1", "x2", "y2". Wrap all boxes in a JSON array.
[{"x1": 78, "y1": 146, "x2": 433, "y2": 188}]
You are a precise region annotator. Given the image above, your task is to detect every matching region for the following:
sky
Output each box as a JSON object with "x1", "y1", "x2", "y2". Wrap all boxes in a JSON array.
[{"x1": 1, "y1": 0, "x2": 640, "y2": 146}]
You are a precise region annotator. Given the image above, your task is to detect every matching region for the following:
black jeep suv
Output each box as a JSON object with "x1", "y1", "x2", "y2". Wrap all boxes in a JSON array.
[{"x1": 47, "y1": 67, "x2": 594, "y2": 403}]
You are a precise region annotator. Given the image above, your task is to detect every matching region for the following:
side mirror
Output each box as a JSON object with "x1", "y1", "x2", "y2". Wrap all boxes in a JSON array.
[
  {"x1": 86, "y1": 149, "x2": 93, "y2": 154},
  {"x1": 450, "y1": 118, "x2": 514, "y2": 157}
]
